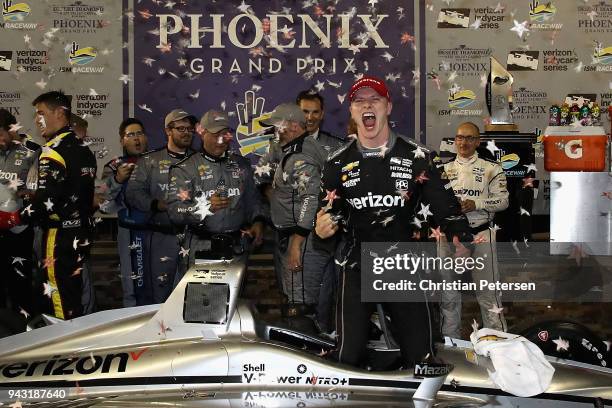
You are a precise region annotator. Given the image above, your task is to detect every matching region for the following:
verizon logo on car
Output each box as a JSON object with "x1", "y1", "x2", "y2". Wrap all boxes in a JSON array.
[{"x1": 346, "y1": 193, "x2": 405, "y2": 209}]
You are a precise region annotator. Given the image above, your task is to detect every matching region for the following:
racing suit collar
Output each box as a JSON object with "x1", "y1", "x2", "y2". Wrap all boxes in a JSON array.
[
  {"x1": 166, "y1": 148, "x2": 187, "y2": 160},
  {"x1": 201, "y1": 147, "x2": 228, "y2": 162},
  {"x1": 281, "y1": 131, "x2": 309, "y2": 154},
  {"x1": 456, "y1": 152, "x2": 479, "y2": 165},
  {"x1": 44, "y1": 126, "x2": 73, "y2": 147},
  {"x1": 355, "y1": 130, "x2": 398, "y2": 157}
]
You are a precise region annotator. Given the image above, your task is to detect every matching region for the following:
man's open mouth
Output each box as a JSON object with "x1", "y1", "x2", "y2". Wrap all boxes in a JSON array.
[{"x1": 362, "y1": 112, "x2": 376, "y2": 130}]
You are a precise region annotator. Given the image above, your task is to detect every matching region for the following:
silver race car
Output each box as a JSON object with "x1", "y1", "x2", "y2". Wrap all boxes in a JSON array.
[{"x1": 0, "y1": 252, "x2": 610, "y2": 407}]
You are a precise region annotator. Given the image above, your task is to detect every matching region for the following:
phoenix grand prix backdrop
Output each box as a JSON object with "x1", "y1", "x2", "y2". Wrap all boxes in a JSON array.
[{"x1": 131, "y1": 0, "x2": 417, "y2": 158}]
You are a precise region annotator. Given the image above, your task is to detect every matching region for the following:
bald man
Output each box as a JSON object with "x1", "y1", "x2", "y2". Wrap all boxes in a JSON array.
[{"x1": 439, "y1": 121, "x2": 509, "y2": 338}]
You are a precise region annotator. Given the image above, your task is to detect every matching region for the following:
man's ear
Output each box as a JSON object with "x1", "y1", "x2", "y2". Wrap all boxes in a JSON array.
[{"x1": 386, "y1": 100, "x2": 393, "y2": 116}]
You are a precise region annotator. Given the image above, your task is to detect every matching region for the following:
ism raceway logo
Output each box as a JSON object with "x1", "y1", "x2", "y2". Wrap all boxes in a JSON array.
[
  {"x1": 68, "y1": 41, "x2": 96, "y2": 65},
  {"x1": 61, "y1": 41, "x2": 103, "y2": 73},
  {"x1": 1, "y1": 0, "x2": 36, "y2": 29},
  {"x1": 1, "y1": 0, "x2": 29, "y2": 21},
  {"x1": 594, "y1": 41, "x2": 612, "y2": 65},
  {"x1": 528, "y1": 0, "x2": 562, "y2": 30},
  {"x1": 448, "y1": 86, "x2": 476, "y2": 109},
  {"x1": 439, "y1": 85, "x2": 481, "y2": 116}
]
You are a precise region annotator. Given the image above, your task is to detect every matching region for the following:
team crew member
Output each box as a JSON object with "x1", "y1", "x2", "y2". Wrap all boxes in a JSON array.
[
  {"x1": 125, "y1": 109, "x2": 195, "y2": 303},
  {"x1": 296, "y1": 91, "x2": 345, "y2": 333},
  {"x1": 315, "y1": 76, "x2": 472, "y2": 367},
  {"x1": 439, "y1": 122, "x2": 508, "y2": 337},
  {"x1": 0, "y1": 109, "x2": 39, "y2": 316},
  {"x1": 264, "y1": 103, "x2": 323, "y2": 309},
  {"x1": 167, "y1": 110, "x2": 265, "y2": 280},
  {"x1": 0, "y1": 91, "x2": 96, "y2": 320},
  {"x1": 99, "y1": 118, "x2": 147, "y2": 307}
]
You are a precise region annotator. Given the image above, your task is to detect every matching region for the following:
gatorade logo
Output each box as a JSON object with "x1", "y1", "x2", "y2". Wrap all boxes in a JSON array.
[{"x1": 564, "y1": 139, "x2": 583, "y2": 159}]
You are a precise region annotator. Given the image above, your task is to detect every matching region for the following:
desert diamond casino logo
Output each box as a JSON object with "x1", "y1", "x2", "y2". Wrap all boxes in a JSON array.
[
  {"x1": 52, "y1": 1, "x2": 107, "y2": 34},
  {"x1": 528, "y1": 0, "x2": 562, "y2": 30},
  {"x1": 0, "y1": 51, "x2": 13, "y2": 71},
  {"x1": 506, "y1": 51, "x2": 540, "y2": 71},
  {"x1": 512, "y1": 88, "x2": 548, "y2": 121},
  {"x1": 437, "y1": 45, "x2": 491, "y2": 78},
  {"x1": 437, "y1": 8, "x2": 471, "y2": 28},
  {"x1": 577, "y1": 1, "x2": 612, "y2": 33},
  {"x1": 0, "y1": 91, "x2": 21, "y2": 117}
]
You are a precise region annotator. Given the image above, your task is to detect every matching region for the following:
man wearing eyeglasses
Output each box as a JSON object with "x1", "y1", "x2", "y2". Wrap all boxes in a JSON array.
[
  {"x1": 438, "y1": 121, "x2": 508, "y2": 338},
  {"x1": 125, "y1": 109, "x2": 195, "y2": 303},
  {"x1": 98, "y1": 118, "x2": 148, "y2": 307},
  {"x1": 167, "y1": 110, "x2": 265, "y2": 283},
  {"x1": 315, "y1": 76, "x2": 473, "y2": 368}
]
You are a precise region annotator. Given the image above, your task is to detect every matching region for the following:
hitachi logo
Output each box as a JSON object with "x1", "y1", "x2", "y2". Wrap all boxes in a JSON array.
[{"x1": 346, "y1": 193, "x2": 404, "y2": 210}]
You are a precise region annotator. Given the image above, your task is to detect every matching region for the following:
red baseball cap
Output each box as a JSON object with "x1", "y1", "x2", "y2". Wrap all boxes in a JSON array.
[{"x1": 348, "y1": 75, "x2": 390, "y2": 102}]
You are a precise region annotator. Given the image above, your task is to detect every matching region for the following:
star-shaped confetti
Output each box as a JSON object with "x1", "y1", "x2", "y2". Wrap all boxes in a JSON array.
[
  {"x1": 43, "y1": 197, "x2": 54, "y2": 211},
  {"x1": 415, "y1": 170, "x2": 429, "y2": 184},
  {"x1": 411, "y1": 217, "x2": 424, "y2": 229},
  {"x1": 323, "y1": 189, "x2": 340, "y2": 205},
  {"x1": 552, "y1": 336, "x2": 569, "y2": 352},
  {"x1": 43, "y1": 281, "x2": 57, "y2": 298},
  {"x1": 179, "y1": 247, "x2": 190, "y2": 258},
  {"x1": 418, "y1": 203, "x2": 433, "y2": 219},
  {"x1": 510, "y1": 20, "x2": 529, "y2": 39},
  {"x1": 428, "y1": 226, "x2": 445, "y2": 241},
  {"x1": 486, "y1": 140, "x2": 499, "y2": 155},
  {"x1": 12, "y1": 256, "x2": 26, "y2": 266},
  {"x1": 254, "y1": 163, "x2": 272, "y2": 177},
  {"x1": 43, "y1": 257, "x2": 55, "y2": 269},
  {"x1": 413, "y1": 146, "x2": 426, "y2": 159},
  {"x1": 194, "y1": 194, "x2": 214, "y2": 221}
]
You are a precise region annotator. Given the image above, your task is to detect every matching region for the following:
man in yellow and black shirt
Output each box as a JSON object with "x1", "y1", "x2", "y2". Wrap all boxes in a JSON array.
[{"x1": 0, "y1": 91, "x2": 96, "y2": 319}]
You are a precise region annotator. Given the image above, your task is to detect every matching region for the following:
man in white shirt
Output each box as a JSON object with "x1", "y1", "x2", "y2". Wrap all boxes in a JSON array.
[{"x1": 439, "y1": 121, "x2": 509, "y2": 338}]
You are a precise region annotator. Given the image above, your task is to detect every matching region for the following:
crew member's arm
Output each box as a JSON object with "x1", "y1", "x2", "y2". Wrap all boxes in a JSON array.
[
  {"x1": 286, "y1": 158, "x2": 320, "y2": 269},
  {"x1": 166, "y1": 163, "x2": 199, "y2": 225},
  {"x1": 125, "y1": 156, "x2": 158, "y2": 212},
  {"x1": 254, "y1": 141, "x2": 280, "y2": 202},
  {"x1": 473, "y1": 165, "x2": 509, "y2": 213},
  {"x1": 20, "y1": 148, "x2": 67, "y2": 225},
  {"x1": 241, "y1": 162, "x2": 266, "y2": 246}
]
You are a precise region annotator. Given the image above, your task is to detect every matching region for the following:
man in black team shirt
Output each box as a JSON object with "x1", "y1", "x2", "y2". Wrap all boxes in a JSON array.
[
  {"x1": 0, "y1": 91, "x2": 97, "y2": 320},
  {"x1": 315, "y1": 76, "x2": 473, "y2": 368}
]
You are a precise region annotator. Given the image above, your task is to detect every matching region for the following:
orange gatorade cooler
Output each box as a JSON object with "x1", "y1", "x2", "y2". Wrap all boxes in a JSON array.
[{"x1": 543, "y1": 126, "x2": 608, "y2": 171}]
